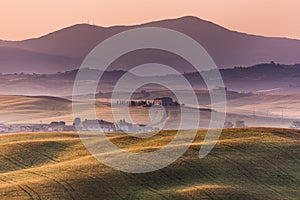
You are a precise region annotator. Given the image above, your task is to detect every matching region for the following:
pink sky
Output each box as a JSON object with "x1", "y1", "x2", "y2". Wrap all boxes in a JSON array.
[{"x1": 1, "y1": 0, "x2": 299, "y2": 40}]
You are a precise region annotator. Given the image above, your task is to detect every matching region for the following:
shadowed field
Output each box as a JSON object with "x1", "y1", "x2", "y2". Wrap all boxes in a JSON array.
[{"x1": 0, "y1": 128, "x2": 299, "y2": 199}]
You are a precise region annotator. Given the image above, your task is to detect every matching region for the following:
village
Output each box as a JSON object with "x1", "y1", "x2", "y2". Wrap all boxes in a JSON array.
[
  {"x1": 0, "y1": 118, "x2": 157, "y2": 134},
  {"x1": 2, "y1": 94, "x2": 298, "y2": 134},
  {"x1": 0, "y1": 97, "x2": 183, "y2": 134},
  {"x1": 0, "y1": 96, "x2": 250, "y2": 134}
]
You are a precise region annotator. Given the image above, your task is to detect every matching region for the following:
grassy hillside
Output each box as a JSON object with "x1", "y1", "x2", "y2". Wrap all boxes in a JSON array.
[
  {"x1": 225, "y1": 93, "x2": 300, "y2": 119},
  {"x1": 0, "y1": 95, "x2": 73, "y2": 124},
  {"x1": 0, "y1": 95, "x2": 112, "y2": 125},
  {"x1": 0, "y1": 128, "x2": 299, "y2": 199}
]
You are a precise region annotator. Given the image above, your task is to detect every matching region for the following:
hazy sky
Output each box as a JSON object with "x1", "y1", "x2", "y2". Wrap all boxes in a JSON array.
[{"x1": 1, "y1": 0, "x2": 299, "y2": 40}]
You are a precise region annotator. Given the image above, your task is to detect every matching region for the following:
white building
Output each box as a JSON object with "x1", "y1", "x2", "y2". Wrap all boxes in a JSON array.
[
  {"x1": 0, "y1": 124, "x2": 10, "y2": 133},
  {"x1": 82, "y1": 119, "x2": 116, "y2": 132}
]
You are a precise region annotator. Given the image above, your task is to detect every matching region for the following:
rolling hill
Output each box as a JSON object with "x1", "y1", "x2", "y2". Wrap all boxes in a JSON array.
[
  {"x1": 1, "y1": 16, "x2": 300, "y2": 73},
  {"x1": 0, "y1": 93, "x2": 296, "y2": 128},
  {"x1": 0, "y1": 95, "x2": 73, "y2": 124},
  {"x1": 0, "y1": 128, "x2": 299, "y2": 199}
]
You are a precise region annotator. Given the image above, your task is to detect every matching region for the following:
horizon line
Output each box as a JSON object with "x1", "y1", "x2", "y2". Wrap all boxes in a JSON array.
[{"x1": 1, "y1": 15, "x2": 300, "y2": 42}]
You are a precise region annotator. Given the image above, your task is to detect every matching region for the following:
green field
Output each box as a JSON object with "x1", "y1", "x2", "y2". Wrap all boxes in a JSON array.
[{"x1": 0, "y1": 128, "x2": 299, "y2": 199}]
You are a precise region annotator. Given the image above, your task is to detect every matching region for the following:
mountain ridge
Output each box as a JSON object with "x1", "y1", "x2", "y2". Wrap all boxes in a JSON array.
[
  {"x1": 2, "y1": 16, "x2": 300, "y2": 42},
  {"x1": 1, "y1": 16, "x2": 300, "y2": 73}
]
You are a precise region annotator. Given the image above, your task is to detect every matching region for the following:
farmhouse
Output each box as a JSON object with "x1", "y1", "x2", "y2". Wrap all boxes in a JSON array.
[
  {"x1": 82, "y1": 119, "x2": 116, "y2": 132},
  {"x1": 153, "y1": 97, "x2": 179, "y2": 107},
  {"x1": 0, "y1": 123, "x2": 10, "y2": 133},
  {"x1": 9, "y1": 124, "x2": 50, "y2": 132},
  {"x1": 7, "y1": 121, "x2": 73, "y2": 133},
  {"x1": 235, "y1": 120, "x2": 246, "y2": 128},
  {"x1": 48, "y1": 121, "x2": 66, "y2": 131},
  {"x1": 116, "y1": 120, "x2": 154, "y2": 133}
]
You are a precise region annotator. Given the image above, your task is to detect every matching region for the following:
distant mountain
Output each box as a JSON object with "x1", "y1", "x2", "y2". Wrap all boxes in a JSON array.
[
  {"x1": 0, "y1": 46, "x2": 80, "y2": 73},
  {"x1": 0, "y1": 63, "x2": 299, "y2": 96},
  {"x1": 194, "y1": 62, "x2": 300, "y2": 93},
  {"x1": 1, "y1": 16, "x2": 300, "y2": 73}
]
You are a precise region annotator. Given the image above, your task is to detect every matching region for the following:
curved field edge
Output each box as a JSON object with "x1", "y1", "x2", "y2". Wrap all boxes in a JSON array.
[{"x1": 0, "y1": 128, "x2": 299, "y2": 199}]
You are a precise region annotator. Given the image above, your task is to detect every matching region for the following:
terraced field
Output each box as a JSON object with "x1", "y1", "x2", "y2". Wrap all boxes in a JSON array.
[{"x1": 0, "y1": 128, "x2": 299, "y2": 199}]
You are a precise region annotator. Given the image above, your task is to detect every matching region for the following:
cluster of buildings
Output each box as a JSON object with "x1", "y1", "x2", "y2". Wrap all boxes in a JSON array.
[
  {"x1": 0, "y1": 118, "x2": 155, "y2": 134},
  {"x1": 290, "y1": 121, "x2": 300, "y2": 129},
  {"x1": 0, "y1": 121, "x2": 75, "y2": 133},
  {"x1": 125, "y1": 97, "x2": 181, "y2": 108},
  {"x1": 224, "y1": 120, "x2": 246, "y2": 128},
  {"x1": 74, "y1": 118, "x2": 154, "y2": 133},
  {"x1": 0, "y1": 97, "x2": 178, "y2": 134},
  {"x1": 153, "y1": 97, "x2": 180, "y2": 107}
]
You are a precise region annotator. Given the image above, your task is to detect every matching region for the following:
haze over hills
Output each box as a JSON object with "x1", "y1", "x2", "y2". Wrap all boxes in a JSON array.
[
  {"x1": 0, "y1": 63, "x2": 299, "y2": 96},
  {"x1": 0, "y1": 64, "x2": 299, "y2": 126},
  {"x1": 0, "y1": 92, "x2": 296, "y2": 127},
  {"x1": 0, "y1": 16, "x2": 300, "y2": 73}
]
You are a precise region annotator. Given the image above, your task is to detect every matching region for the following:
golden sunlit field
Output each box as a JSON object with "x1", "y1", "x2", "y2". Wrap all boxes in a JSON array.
[
  {"x1": 1, "y1": 2, "x2": 300, "y2": 200},
  {"x1": 0, "y1": 128, "x2": 299, "y2": 199}
]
